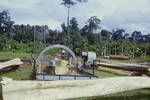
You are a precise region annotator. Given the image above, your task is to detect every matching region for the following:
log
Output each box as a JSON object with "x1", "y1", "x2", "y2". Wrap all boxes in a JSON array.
[
  {"x1": 99, "y1": 62, "x2": 149, "y2": 73},
  {"x1": 0, "y1": 58, "x2": 23, "y2": 74},
  {"x1": 0, "y1": 58, "x2": 23, "y2": 70},
  {"x1": 1, "y1": 77, "x2": 150, "y2": 100},
  {"x1": 109, "y1": 55, "x2": 129, "y2": 60}
]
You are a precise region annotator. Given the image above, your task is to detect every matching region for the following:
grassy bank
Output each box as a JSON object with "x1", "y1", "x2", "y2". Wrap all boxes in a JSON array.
[{"x1": 74, "y1": 89, "x2": 150, "y2": 100}]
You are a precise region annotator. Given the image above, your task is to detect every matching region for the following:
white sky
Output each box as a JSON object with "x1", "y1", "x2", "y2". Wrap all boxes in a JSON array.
[{"x1": 0, "y1": 0, "x2": 150, "y2": 34}]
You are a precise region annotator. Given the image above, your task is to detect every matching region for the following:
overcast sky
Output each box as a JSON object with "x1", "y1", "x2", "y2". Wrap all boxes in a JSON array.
[{"x1": 0, "y1": 0, "x2": 150, "y2": 34}]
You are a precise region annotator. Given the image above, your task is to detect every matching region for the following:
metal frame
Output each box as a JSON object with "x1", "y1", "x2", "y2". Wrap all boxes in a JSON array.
[
  {"x1": 36, "y1": 74, "x2": 97, "y2": 81},
  {"x1": 31, "y1": 44, "x2": 98, "y2": 81}
]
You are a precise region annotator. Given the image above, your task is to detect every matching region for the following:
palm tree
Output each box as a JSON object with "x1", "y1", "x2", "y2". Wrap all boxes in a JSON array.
[{"x1": 61, "y1": 0, "x2": 87, "y2": 46}]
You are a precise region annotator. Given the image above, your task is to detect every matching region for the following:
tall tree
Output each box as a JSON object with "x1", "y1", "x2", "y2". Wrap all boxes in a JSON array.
[
  {"x1": 0, "y1": 10, "x2": 14, "y2": 50},
  {"x1": 143, "y1": 34, "x2": 150, "y2": 43},
  {"x1": 61, "y1": 0, "x2": 76, "y2": 31},
  {"x1": 0, "y1": 10, "x2": 14, "y2": 36},
  {"x1": 69, "y1": 17, "x2": 83, "y2": 53},
  {"x1": 87, "y1": 16, "x2": 101, "y2": 33},
  {"x1": 131, "y1": 31, "x2": 143, "y2": 43},
  {"x1": 61, "y1": 0, "x2": 87, "y2": 46},
  {"x1": 111, "y1": 28, "x2": 125, "y2": 41},
  {"x1": 61, "y1": 0, "x2": 88, "y2": 28},
  {"x1": 100, "y1": 29, "x2": 111, "y2": 40}
]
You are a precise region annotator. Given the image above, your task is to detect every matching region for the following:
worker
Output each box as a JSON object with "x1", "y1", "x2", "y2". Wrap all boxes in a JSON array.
[{"x1": 61, "y1": 50, "x2": 66, "y2": 60}]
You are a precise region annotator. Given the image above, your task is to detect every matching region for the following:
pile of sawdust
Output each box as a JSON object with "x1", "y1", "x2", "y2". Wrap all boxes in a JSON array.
[{"x1": 55, "y1": 60, "x2": 78, "y2": 75}]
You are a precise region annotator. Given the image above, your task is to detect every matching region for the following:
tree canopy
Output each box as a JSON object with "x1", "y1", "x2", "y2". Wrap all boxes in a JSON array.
[{"x1": 0, "y1": 10, "x2": 150, "y2": 58}]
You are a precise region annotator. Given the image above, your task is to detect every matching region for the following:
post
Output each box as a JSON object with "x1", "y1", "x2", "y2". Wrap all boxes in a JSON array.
[
  {"x1": 31, "y1": 58, "x2": 36, "y2": 80},
  {"x1": 34, "y1": 26, "x2": 36, "y2": 43},
  {"x1": 144, "y1": 48, "x2": 146, "y2": 58},
  {"x1": 67, "y1": 6, "x2": 70, "y2": 46},
  {"x1": 121, "y1": 46, "x2": 124, "y2": 56},
  {"x1": 92, "y1": 60, "x2": 95, "y2": 75},
  {"x1": 115, "y1": 45, "x2": 117, "y2": 55},
  {"x1": 43, "y1": 26, "x2": 46, "y2": 44}
]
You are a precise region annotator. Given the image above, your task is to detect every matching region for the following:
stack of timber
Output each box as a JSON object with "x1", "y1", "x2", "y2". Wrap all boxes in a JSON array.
[
  {"x1": 1, "y1": 77, "x2": 150, "y2": 100},
  {"x1": 98, "y1": 67, "x2": 133, "y2": 76},
  {"x1": 99, "y1": 62, "x2": 149, "y2": 73}
]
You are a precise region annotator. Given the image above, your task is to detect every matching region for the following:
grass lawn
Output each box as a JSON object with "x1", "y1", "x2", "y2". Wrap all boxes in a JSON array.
[
  {"x1": 95, "y1": 70, "x2": 119, "y2": 78},
  {"x1": 0, "y1": 66, "x2": 32, "y2": 80},
  {"x1": 73, "y1": 89, "x2": 150, "y2": 100},
  {"x1": 0, "y1": 67, "x2": 118, "y2": 80},
  {"x1": 0, "y1": 52, "x2": 33, "y2": 80},
  {"x1": 131, "y1": 57, "x2": 150, "y2": 63},
  {"x1": 0, "y1": 52, "x2": 32, "y2": 60}
]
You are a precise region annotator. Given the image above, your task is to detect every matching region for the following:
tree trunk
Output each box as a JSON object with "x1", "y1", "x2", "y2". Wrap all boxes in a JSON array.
[
  {"x1": 2, "y1": 77, "x2": 150, "y2": 100},
  {"x1": 144, "y1": 49, "x2": 147, "y2": 58},
  {"x1": 121, "y1": 46, "x2": 124, "y2": 56},
  {"x1": 133, "y1": 48, "x2": 135, "y2": 58},
  {"x1": 115, "y1": 45, "x2": 117, "y2": 55}
]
